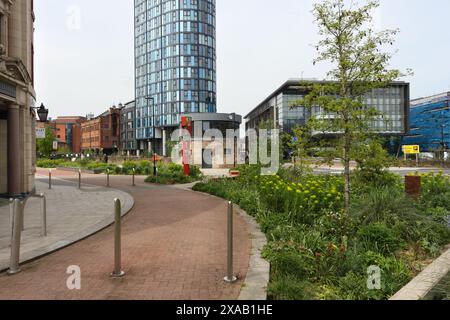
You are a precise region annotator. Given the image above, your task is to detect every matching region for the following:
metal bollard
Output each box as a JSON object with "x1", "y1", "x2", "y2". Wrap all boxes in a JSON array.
[
  {"x1": 40, "y1": 194, "x2": 47, "y2": 237},
  {"x1": 111, "y1": 198, "x2": 125, "y2": 278},
  {"x1": 224, "y1": 201, "x2": 237, "y2": 283},
  {"x1": 48, "y1": 170, "x2": 52, "y2": 190},
  {"x1": 21, "y1": 197, "x2": 25, "y2": 232},
  {"x1": 8, "y1": 199, "x2": 24, "y2": 275},
  {"x1": 132, "y1": 169, "x2": 136, "y2": 186},
  {"x1": 78, "y1": 170, "x2": 81, "y2": 189},
  {"x1": 107, "y1": 169, "x2": 110, "y2": 187},
  {"x1": 9, "y1": 199, "x2": 14, "y2": 236}
]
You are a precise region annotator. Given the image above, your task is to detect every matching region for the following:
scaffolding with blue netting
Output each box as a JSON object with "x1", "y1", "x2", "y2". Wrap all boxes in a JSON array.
[{"x1": 403, "y1": 95, "x2": 450, "y2": 153}]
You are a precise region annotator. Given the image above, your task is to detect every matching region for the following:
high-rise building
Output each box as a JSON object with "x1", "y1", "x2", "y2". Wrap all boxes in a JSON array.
[
  {"x1": 134, "y1": 0, "x2": 217, "y2": 156},
  {"x1": 0, "y1": 0, "x2": 36, "y2": 197}
]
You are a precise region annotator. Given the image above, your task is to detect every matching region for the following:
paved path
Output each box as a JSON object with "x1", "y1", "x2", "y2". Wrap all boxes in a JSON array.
[
  {"x1": 0, "y1": 178, "x2": 134, "y2": 272},
  {"x1": 0, "y1": 169, "x2": 251, "y2": 300}
]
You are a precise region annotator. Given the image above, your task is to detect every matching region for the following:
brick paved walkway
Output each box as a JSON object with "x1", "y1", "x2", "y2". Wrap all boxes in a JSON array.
[
  {"x1": 0, "y1": 169, "x2": 251, "y2": 300},
  {"x1": 0, "y1": 178, "x2": 133, "y2": 271}
]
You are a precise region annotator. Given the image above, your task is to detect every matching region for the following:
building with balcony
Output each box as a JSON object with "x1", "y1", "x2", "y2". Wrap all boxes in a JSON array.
[
  {"x1": 0, "y1": 0, "x2": 36, "y2": 197},
  {"x1": 119, "y1": 101, "x2": 137, "y2": 156},
  {"x1": 134, "y1": 0, "x2": 217, "y2": 156}
]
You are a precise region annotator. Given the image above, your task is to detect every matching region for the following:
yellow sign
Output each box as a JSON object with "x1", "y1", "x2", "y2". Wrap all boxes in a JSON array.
[{"x1": 403, "y1": 145, "x2": 420, "y2": 154}]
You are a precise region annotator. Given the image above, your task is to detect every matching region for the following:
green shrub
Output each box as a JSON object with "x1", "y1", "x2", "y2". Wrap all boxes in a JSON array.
[
  {"x1": 270, "y1": 251, "x2": 316, "y2": 281},
  {"x1": 362, "y1": 251, "x2": 413, "y2": 297},
  {"x1": 145, "y1": 163, "x2": 202, "y2": 185},
  {"x1": 267, "y1": 276, "x2": 319, "y2": 300},
  {"x1": 258, "y1": 174, "x2": 344, "y2": 225},
  {"x1": 36, "y1": 159, "x2": 65, "y2": 168},
  {"x1": 350, "y1": 186, "x2": 418, "y2": 225},
  {"x1": 353, "y1": 170, "x2": 403, "y2": 194},
  {"x1": 190, "y1": 166, "x2": 449, "y2": 301},
  {"x1": 420, "y1": 172, "x2": 450, "y2": 210},
  {"x1": 356, "y1": 222, "x2": 406, "y2": 255}
]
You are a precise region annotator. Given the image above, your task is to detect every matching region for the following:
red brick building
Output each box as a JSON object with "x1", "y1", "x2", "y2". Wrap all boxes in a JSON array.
[
  {"x1": 37, "y1": 116, "x2": 86, "y2": 154},
  {"x1": 81, "y1": 107, "x2": 121, "y2": 155}
]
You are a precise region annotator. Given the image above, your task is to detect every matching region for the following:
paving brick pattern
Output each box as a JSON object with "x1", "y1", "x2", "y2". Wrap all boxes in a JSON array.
[
  {"x1": 0, "y1": 178, "x2": 133, "y2": 271},
  {"x1": 0, "y1": 169, "x2": 251, "y2": 300}
]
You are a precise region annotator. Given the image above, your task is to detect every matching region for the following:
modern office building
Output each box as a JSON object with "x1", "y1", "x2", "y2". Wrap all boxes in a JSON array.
[
  {"x1": 134, "y1": 0, "x2": 217, "y2": 157},
  {"x1": 246, "y1": 79, "x2": 410, "y2": 137},
  {"x1": 0, "y1": 0, "x2": 36, "y2": 197},
  {"x1": 403, "y1": 92, "x2": 450, "y2": 153},
  {"x1": 119, "y1": 101, "x2": 138, "y2": 156}
]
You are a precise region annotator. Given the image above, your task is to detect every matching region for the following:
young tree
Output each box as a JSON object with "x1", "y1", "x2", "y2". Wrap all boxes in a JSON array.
[
  {"x1": 289, "y1": 126, "x2": 313, "y2": 172},
  {"x1": 295, "y1": 0, "x2": 410, "y2": 213},
  {"x1": 36, "y1": 125, "x2": 56, "y2": 158}
]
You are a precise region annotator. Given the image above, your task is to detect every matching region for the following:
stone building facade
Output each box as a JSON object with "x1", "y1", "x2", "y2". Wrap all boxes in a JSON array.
[{"x1": 0, "y1": 0, "x2": 36, "y2": 197}]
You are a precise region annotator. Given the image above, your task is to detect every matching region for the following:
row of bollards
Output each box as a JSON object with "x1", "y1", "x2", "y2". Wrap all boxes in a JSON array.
[
  {"x1": 109, "y1": 199, "x2": 237, "y2": 283},
  {"x1": 34, "y1": 171, "x2": 237, "y2": 284},
  {"x1": 48, "y1": 169, "x2": 138, "y2": 190},
  {"x1": 8, "y1": 194, "x2": 47, "y2": 275}
]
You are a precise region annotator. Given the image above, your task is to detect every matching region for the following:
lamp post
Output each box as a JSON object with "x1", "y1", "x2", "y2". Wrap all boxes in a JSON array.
[
  {"x1": 145, "y1": 96, "x2": 157, "y2": 176},
  {"x1": 229, "y1": 113, "x2": 238, "y2": 167},
  {"x1": 31, "y1": 103, "x2": 49, "y2": 123}
]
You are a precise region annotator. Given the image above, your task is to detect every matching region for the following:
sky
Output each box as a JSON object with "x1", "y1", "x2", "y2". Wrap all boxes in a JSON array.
[{"x1": 35, "y1": 0, "x2": 450, "y2": 119}]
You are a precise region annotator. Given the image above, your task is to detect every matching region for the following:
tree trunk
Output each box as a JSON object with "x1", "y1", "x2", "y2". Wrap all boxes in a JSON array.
[{"x1": 343, "y1": 133, "x2": 351, "y2": 214}]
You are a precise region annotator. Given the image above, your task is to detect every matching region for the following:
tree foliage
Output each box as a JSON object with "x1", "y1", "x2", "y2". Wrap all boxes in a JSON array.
[
  {"x1": 36, "y1": 125, "x2": 56, "y2": 158},
  {"x1": 294, "y1": 0, "x2": 410, "y2": 212}
]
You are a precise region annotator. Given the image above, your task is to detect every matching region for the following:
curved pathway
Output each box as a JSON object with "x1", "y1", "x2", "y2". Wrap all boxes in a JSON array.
[
  {"x1": 0, "y1": 178, "x2": 133, "y2": 272},
  {"x1": 0, "y1": 169, "x2": 251, "y2": 300}
]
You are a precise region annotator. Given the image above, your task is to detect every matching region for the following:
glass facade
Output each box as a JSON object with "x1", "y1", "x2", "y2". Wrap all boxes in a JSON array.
[
  {"x1": 245, "y1": 80, "x2": 410, "y2": 136},
  {"x1": 134, "y1": 0, "x2": 217, "y2": 142}
]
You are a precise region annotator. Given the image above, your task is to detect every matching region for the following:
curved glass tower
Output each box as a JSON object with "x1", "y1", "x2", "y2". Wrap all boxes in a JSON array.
[{"x1": 134, "y1": 0, "x2": 217, "y2": 155}]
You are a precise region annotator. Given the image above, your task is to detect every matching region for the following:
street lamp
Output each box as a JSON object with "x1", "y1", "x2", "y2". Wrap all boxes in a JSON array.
[
  {"x1": 32, "y1": 103, "x2": 49, "y2": 123},
  {"x1": 145, "y1": 95, "x2": 157, "y2": 176},
  {"x1": 229, "y1": 113, "x2": 238, "y2": 167}
]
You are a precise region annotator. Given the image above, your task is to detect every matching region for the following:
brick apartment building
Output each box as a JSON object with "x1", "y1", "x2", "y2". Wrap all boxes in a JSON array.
[
  {"x1": 81, "y1": 106, "x2": 121, "y2": 155},
  {"x1": 37, "y1": 116, "x2": 86, "y2": 154}
]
